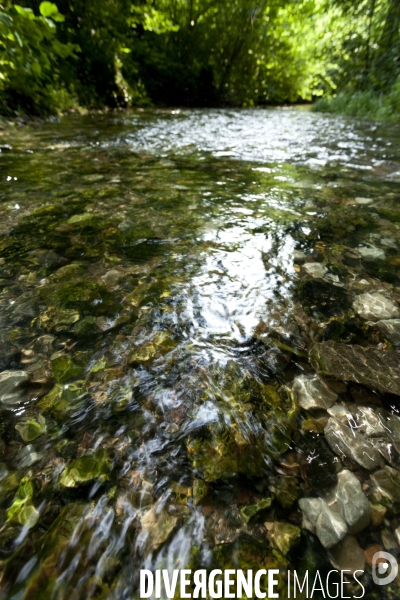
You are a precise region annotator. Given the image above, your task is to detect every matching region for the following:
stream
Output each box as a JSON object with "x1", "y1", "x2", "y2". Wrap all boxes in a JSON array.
[{"x1": 1, "y1": 107, "x2": 400, "y2": 599}]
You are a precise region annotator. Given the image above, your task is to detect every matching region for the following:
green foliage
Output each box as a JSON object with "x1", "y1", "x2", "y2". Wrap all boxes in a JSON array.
[
  {"x1": 0, "y1": 2, "x2": 77, "y2": 114},
  {"x1": 128, "y1": 0, "x2": 331, "y2": 106},
  {"x1": 313, "y1": 78, "x2": 400, "y2": 122},
  {"x1": 1, "y1": 0, "x2": 399, "y2": 114}
]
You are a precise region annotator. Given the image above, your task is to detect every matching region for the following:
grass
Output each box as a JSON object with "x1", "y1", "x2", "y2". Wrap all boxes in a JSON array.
[{"x1": 313, "y1": 79, "x2": 400, "y2": 122}]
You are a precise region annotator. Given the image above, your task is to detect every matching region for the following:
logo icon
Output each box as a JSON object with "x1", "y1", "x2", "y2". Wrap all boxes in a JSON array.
[{"x1": 372, "y1": 551, "x2": 398, "y2": 586}]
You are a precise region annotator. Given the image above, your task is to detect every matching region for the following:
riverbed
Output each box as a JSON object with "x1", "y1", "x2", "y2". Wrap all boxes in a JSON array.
[{"x1": 1, "y1": 108, "x2": 400, "y2": 599}]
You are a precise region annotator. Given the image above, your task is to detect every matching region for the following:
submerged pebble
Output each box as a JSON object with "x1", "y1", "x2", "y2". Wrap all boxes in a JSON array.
[
  {"x1": 353, "y1": 292, "x2": 399, "y2": 320},
  {"x1": 0, "y1": 370, "x2": 28, "y2": 406},
  {"x1": 299, "y1": 470, "x2": 371, "y2": 548}
]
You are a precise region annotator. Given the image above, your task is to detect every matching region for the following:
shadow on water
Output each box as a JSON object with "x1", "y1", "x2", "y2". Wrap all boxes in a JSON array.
[{"x1": 0, "y1": 108, "x2": 400, "y2": 598}]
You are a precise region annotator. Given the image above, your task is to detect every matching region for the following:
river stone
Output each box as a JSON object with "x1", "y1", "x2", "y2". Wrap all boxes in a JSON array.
[
  {"x1": 328, "y1": 536, "x2": 366, "y2": 574},
  {"x1": 59, "y1": 449, "x2": 111, "y2": 488},
  {"x1": 324, "y1": 417, "x2": 381, "y2": 470},
  {"x1": 357, "y1": 244, "x2": 385, "y2": 260},
  {"x1": 369, "y1": 466, "x2": 400, "y2": 509},
  {"x1": 293, "y1": 250, "x2": 307, "y2": 264},
  {"x1": 353, "y1": 292, "x2": 399, "y2": 321},
  {"x1": 102, "y1": 269, "x2": 124, "y2": 288},
  {"x1": 268, "y1": 521, "x2": 301, "y2": 555},
  {"x1": 310, "y1": 340, "x2": 400, "y2": 396},
  {"x1": 356, "y1": 406, "x2": 387, "y2": 437},
  {"x1": 16, "y1": 415, "x2": 47, "y2": 442},
  {"x1": 327, "y1": 404, "x2": 349, "y2": 422},
  {"x1": 355, "y1": 197, "x2": 373, "y2": 205},
  {"x1": 303, "y1": 263, "x2": 328, "y2": 278},
  {"x1": 299, "y1": 470, "x2": 370, "y2": 549},
  {"x1": 240, "y1": 497, "x2": 272, "y2": 523},
  {"x1": 376, "y1": 319, "x2": 400, "y2": 349},
  {"x1": 67, "y1": 213, "x2": 98, "y2": 227},
  {"x1": 140, "y1": 505, "x2": 178, "y2": 550},
  {"x1": 299, "y1": 497, "x2": 347, "y2": 549},
  {"x1": 292, "y1": 374, "x2": 338, "y2": 411},
  {"x1": 0, "y1": 370, "x2": 29, "y2": 407}
]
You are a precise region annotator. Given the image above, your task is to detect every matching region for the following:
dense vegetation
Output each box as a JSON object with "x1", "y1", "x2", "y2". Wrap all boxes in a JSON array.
[{"x1": 0, "y1": 0, "x2": 399, "y2": 118}]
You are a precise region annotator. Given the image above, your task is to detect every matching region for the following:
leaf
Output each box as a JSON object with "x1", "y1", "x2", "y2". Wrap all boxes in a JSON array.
[
  {"x1": 14, "y1": 30, "x2": 23, "y2": 48},
  {"x1": 39, "y1": 2, "x2": 64, "y2": 22},
  {"x1": 14, "y1": 5, "x2": 36, "y2": 20},
  {"x1": 0, "y1": 12, "x2": 13, "y2": 27}
]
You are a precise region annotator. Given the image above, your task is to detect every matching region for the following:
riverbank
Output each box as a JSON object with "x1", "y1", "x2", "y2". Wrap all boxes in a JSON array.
[{"x1": 313, "y1": 86, "x2": 400, "y2": 123}]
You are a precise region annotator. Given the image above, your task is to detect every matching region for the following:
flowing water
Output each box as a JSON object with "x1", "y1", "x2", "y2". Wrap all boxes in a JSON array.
[{"x1": 1, "y1": 108, "x2": 400, "y2": 599}]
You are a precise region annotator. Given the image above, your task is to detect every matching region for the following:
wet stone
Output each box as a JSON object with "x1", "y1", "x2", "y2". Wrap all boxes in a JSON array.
[
  {"x1": 310, "y1": 340, "x2": 400, "y2": 396},
  {"x1": 357, "y1": 244, "x2": 385, "y2": 260},
  {"x1": 324, "y1": 416, "x2": 381, "y2": 471},
  {"x1": 369, "y1": 466, "x2": 400, "y2": 510},
  {"x1": 67, "y1": 213, "x2": 99, "y2": 227},
  {"x1": 240, "y1": 497, "x2": 272, "y2": 523},
  {"x1": 376, "y1": 319, "x2": 400, "y2": 349},
  {"x1": 370, "y1": 503, "x2": 387, "y2": 527},
  {"x1": 292, "y1": 373, "x2": 338, "y2": 411},
  {"x1": 268, "y1": 521, "x2": 301, "y2": 555},
  {"x1": 293, "y1": 250, "x2": 307, "y2": 264},
  {"x1": 355, "y1": 197, "x2": 374, "y2": 205},
  {"x1": 7, "y1": 477, "x2": 40, "y2": 529},
  {"x1": 328, "y1": 536, "x2": 366, "y2": 574},
  {"x1": 302, "y1": 262, "x2": 328, "y2": 278},
  {"x1": 0, "y1": 370, "x2": 29, "y2": 407},
  {"x1": 269, "y1": 476, "x2": 299, "y2": 509},
  {"x1": 16, "y1": 444, "x2": 43, "y2": 468},
  {"x1": 353, "y1": 292, "x2": 399, "y2": 321},
  {"x1": 140, "y1": 505, "x2": 179, "y2": 551},
  {"x1": 59, "y1": 449, "x2": 111, "y2": 488},
  {"x1": 16, "y1": 415, "x2": 47, "y2": 442},
  {"x1": 299, "y1": 470, "x2": 371, "y2": 549},
  {"x1": 38, "y1": 307, "x2": 81, "y2": 333}
]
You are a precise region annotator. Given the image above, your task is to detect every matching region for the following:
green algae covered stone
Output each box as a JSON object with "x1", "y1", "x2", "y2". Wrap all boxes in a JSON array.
[
  {"x1": 59, "y1": 449, "x2": 112, "y2": 488},
  {"x1": 16, "y1": 415, "x2": 46, "y2": 442}
]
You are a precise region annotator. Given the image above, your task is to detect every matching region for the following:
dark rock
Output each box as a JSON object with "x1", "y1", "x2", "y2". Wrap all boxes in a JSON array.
[{"x1": 310, "y1": 340, "x2": 400, "y2": 396}]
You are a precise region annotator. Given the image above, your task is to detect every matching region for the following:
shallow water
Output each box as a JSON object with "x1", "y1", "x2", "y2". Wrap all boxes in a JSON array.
[{"x1": 1, "y1": 108, "x2": 400, "y2": 599}]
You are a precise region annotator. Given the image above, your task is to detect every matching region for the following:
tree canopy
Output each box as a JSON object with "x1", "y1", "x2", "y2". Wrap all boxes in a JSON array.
[{"x1": 0, "y1": 0, "x2": 399, "y2": 114}]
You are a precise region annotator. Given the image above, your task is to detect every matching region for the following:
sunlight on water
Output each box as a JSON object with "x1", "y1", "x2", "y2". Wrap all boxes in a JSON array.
[{"x1": 0, "y1": 108, "x2": 400, "y2": 599}]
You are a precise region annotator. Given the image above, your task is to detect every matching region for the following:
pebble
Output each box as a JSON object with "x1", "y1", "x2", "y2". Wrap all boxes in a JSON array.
[
  {"x1": 303, "y1": 262, "x2": 328, "y2": 278},
  {"x1": 355, "y1": 197, "x2": 374, "y2": 205},
  {"x1": 357, "y1": 244, "x2": 385, "y2": 260},
  {"x1": 299, "y1": 470, "x2": 370, "y2": 549},
  {"x1": 324, "y1": 416, "x2": 381, "y2": 470},
  {"x1": 365, "y1": 544, "x2": 384, "y2": 568},
  {"x1": 329, "y1": 536, "x2": 366, "y2": 574},
  {"x1": 376, "y1": 319, "x2": 400, "y2": 349},
  {"x1": 292, "y1": 374, "x2": 338, "y2": 411},
  {"x1": 0, "y1": 370, "x2": 29, "y2": 407}
]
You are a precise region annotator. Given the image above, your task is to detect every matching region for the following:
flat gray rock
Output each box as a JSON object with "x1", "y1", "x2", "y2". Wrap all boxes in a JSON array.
[
  {"x1": 353, "y1": 292, "x2": 399, "y2": 321},
  {"x1": 369, "y1": 466, "x2": 400, "y2": 508},
  {"x1": 292, "y1": 374, "x2": 337, "y2": 411},
  {"x1": 310, "y1": 340, "x2": 400, "y2": 396},
  {"x1": 0, "y1": 370, "x2": 29, "y2": 407},
  {"x1": 324, "y1": 417, "x2": 381, "y2": 470},
  {"x1": 299, "y1": 470, "x2": 370, "y2": 549},
  {"x1": 303, "y1": 262, "x2": 328, "y2": 278},
  {"x1": 357, "y1": 244, "x2": 385, "y2": 260}
]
